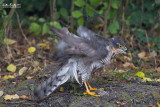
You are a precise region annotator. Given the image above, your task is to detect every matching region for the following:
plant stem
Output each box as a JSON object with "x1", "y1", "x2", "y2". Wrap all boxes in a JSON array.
[
  {"x1": 70, "y1": 0, "x2": 74, "y2": 31},
  {"x1": 50, "y1": 0, "x2": 56, "y2": 21},
  {"x1": 103, "y1": 0, "x2": 111, "y2": 37}
]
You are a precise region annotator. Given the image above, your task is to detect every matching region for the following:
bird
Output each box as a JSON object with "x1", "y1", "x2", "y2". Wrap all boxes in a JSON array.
[{"x1": 34, "y1": 26, "x2": 127, "y2": 99}]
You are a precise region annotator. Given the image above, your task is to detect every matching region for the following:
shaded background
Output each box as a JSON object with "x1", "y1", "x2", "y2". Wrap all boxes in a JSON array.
[{"x1": 0, "y1": 0, "x2": 160, "y2": 106}]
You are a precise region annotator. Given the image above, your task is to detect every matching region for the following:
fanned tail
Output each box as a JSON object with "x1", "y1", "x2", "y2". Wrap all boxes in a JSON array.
[{"x1": 34, "y1": 59, "x2": 79, "y2": 99}]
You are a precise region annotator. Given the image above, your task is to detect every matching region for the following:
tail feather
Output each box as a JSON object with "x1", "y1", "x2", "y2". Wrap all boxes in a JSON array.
[
  {"x1": 34, "y1": 66, "x2": 71, "y2": 99},
  {"x1": 34, "y1": 59, "x2": 79, "y2": 99}
]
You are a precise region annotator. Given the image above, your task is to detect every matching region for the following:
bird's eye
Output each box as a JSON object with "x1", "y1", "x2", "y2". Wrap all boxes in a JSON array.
[{"x1": 119, "y1": 45, "x2": 123, "y2": 48}]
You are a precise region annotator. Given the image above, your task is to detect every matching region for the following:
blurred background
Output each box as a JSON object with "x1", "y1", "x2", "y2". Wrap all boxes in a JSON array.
[
  {"x1": 0, "y1": 0, "x2": 160, "y2": 73},
  {"x1": 0, "y1": 0, "x2": 160, "y2": 78},
  {"x1": 0, "y1": 0, "x2": 160, "y2": 105},
  {"x1": 0, "y1": 0, "x2": 160, "y2": 51}
]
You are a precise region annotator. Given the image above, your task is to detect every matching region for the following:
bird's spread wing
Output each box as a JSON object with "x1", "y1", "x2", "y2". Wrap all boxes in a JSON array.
[
  {"x1": 77, "y1": 26, "x2": 106, "y2": 41},
  {"x1": 50, "y1": 26, "x2": 108, "y2": 60},
  {"x1": 76, "y1": 26, "x2": 96, "y2": 40}
]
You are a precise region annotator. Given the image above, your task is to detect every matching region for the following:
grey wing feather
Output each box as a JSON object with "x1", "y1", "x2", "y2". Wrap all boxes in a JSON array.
[
  {"x1": 77, "y1": 26, "x2": 96, "y2": 40},
  {"x1": 77, "y1": 26, "x2": 109, "y2": 45},
  {"x1": 50, "y1": 26, "x2": 106, "y2": 60}
]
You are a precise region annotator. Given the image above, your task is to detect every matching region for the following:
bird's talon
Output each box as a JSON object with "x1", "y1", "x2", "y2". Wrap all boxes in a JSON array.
[
  {"x1": 89, "y1": 88, "x2": 97, "y2": 91},
  {"x1": 83, "y1": 91, "x2": 95, "y2": 95},
  {"x1": 83, "y1": 91, "x2": 100, "y2": 97}
]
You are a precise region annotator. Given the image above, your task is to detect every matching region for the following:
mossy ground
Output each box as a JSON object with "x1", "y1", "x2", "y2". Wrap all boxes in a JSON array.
[{"x1": 0, "y1": 69, "x2": 160, "y2": 107}]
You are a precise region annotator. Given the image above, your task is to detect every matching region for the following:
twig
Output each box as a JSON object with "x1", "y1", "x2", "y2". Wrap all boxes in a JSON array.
[
  {"x1": 16, "y1": 11, "x2": 31, "y2": 45},
  {"x1": 121, "y1": 0, "x2": 128, "y2": 36},
  {"x1": 103, "y1": 0, "x2": 111, "y2": 37},
  {"x1": 70, "y1": 0, "x2": 74, "y2": 31},
  {"x1": 3, "y1": 0, "x2": 17, "y2": 28},
  {"x1": 50, "y1": 0, "x2": 56, "y2": 21},
  {"x1": 145, "y1": 31, "x2": 150, "y2": 53},
  {"x1": 154, "y1": 55, "x2": 157, "y2": 70}
]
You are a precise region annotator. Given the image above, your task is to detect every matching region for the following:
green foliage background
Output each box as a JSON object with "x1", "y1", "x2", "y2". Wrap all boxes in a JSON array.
[{"x1": 0, "y1": 0, "x2": 160, "y2": 51}]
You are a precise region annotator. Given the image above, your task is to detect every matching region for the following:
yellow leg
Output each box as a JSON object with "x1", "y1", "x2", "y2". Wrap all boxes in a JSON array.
[
  {"x1": 86, "y1": 81, "x2": 97, "y2": 91},
  {"x1": 86, "y1": 81, "x2": 104, "y2": 91},
  {"x1": 83, "y1": 81, "x2": 100, "y2": 97}
]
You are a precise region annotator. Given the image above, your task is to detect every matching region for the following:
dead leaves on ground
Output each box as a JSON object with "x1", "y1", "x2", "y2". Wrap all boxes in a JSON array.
[
  {"x1": 138, "y1": 51, "x2": 157, "y2": 60},
  {"x1": 18, "y1": 67, "x2": 28, "y2": 76},
  {"x1": 7, "y1": 64, "x2": 17, "y2": 72},
  {"x1": 123, "y1": 62, "x2": 136, "y2": 69},
  {"x1": 4, "y1": 38, "x2": 17, "y2": 45},
  {"x1": 4, "y1": 94, "x2": 31, "y2": 101}
]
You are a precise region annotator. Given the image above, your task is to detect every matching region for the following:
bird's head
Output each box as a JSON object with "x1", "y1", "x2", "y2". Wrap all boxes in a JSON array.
[{"x1": 109, "y1": 37, "x2": 127, "y2": 54}]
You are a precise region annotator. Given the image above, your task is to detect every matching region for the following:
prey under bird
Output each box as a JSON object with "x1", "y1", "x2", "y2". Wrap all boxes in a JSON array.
[{"x1": 34, "y1": 26, "x2": 127, "y2": 99}]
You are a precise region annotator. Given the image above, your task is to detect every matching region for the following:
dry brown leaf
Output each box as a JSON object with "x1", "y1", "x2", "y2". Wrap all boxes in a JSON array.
[
  {"x1": 118, "y1": 69, "x2": 126, "y2": 73},
  {"x1": 156, "y1": 67, "x2": 160, "y2": 72},
  {"x1": 33, "y1": 61, "x2": 39, "y2": 66},
  {"x1": 138, "y1": 51, "x2": 146, "y2": 59},
  {"x1": 124, "y1": 56, "x2": 132, "y2": 61},
  {"x1": 19, "y1": 67, "x2": 28, "y2": 76},
  {"x1": 4, "y1": 38, "x2": 16, "y2": 45},
  {"x1": 4, "y1": 94, "x2": 19, "y2": 101},
  {"x1": 149, "y1": 51, "x2": 157, "y2": 58},
  {"x1": 26, "y1": 76, "x2": 34, "y2": 79},
  {"x1": 19, "y1": 95, "x2": 31, "y2": 99},
  {"x1": 123, "y1": 62, "x2": 135, "y2": 68}
]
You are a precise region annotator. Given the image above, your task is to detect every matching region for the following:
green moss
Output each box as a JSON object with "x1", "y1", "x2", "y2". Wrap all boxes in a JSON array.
[
  {"x1": 135, "y1": 92, "x2": 144, "y2": 99},
  {"x1": 70, "y1": 96, "x2": 84, "y2": 107},
  {"x1": 121, "y1": 92, "x2": 132, "y2": 101}
]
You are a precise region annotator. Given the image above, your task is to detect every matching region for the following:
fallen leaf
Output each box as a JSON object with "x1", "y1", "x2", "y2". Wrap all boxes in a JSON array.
[
  {"x1": 0, "y1": 91, "x2": 4, "y2": 97},
  {"x1": 123, "y1": 56, "x2": 132, "y2": 61},
  {"x1": 2, "y1": 75, "x2": 15, "y2": 80},
  {"x1": 7, "y1": 64, "x2": 16, "y2": 72},
  {"x1": 28, "y1": 47, "x2": 36, "y2": 54},
  {"x1": 149, "y1": 51, "x2": 157, "y2": 58},
  {"x1": 4, "y1": 94, "x2": 19, "y2": 101},
  {"x1": 19, "y1": 95, "x2": 31, "y2": 99},
  {"x1": 142, "y1": 77, "x2": 152, "y2": 82},
  {"x1": 138, "y1": 51, "x2": 146, "y2": 59},
  {"x1": 157, "y1": 102, "x2": 160, "y2": 107},
  {"x1": 39, "y1": 43, "x2": 50, "y2": 49},
  {"x1": 4, "y1": 38, "x2": 16, "y2": 45},
  {"x1": 39, "y1": 43, "x2": 47, "y2": 47},
  {"x1": 60, "y1": 87, "x2": 64, "y2": 92},
  {"x1": 118, "y1": 69, "x2": 126, "y2": 73},
  {"x1": 136, "y1": 71, "x2": 145, "y2": 78},
  {"x1": 154, "y1": 78, "x2": 160, "y2": 82},
  {"x1": 33, "y1": 66, "x2": 41, "y2": 73},
  {"x1": 156, "y1": 67, "x2": 160, "y2": 72},
  {"x1": 26, "y1": 76, "x2": 34, "y2": 79},
  {"x1": 33, "y1": 61, "x2": 39, "y2": 66},
  {"x1": 123, "y1": 62, "x2": 135, "y2": 68},
  {"x1": 19, "y1": 67, "x2": 28, "y2": 76}
]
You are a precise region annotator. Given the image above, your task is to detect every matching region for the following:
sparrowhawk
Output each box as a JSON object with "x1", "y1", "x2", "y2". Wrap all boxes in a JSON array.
[{"x1": 34, "y1": 26, "x2": 127, "y2": 99}]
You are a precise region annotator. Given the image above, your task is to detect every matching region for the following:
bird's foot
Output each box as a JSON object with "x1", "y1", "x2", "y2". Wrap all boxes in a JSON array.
[
  {"x1": 89, "y1": 87, "x2": 97, "y2": 91},
  {"x1": 89, "y1": 88, "x2": 104, "y2": 91},
  {"x1": 83, "y1": 91, "x2": 100, "y2": 97}
]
